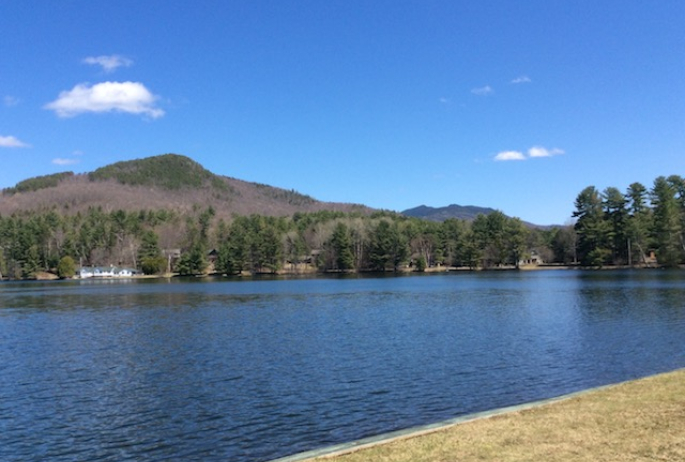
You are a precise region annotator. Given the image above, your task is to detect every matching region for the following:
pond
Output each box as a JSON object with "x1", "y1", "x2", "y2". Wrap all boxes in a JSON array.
[{"x1": 1, "y1": 270, "x2": 684, "y2": 461}]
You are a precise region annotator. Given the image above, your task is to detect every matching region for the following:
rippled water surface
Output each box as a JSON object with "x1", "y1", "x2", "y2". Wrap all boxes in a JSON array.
[{"x1": 1, "y1": 270, "x2": 684, "y2": 461}]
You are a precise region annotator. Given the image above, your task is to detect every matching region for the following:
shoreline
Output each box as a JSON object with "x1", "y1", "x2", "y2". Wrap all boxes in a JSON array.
[
  {"x1": 271, "y1": 368, "x2": 685, "y2": 462},
  {"x1": 11, "y1": 263, "x2": 678, "y2": 282}
]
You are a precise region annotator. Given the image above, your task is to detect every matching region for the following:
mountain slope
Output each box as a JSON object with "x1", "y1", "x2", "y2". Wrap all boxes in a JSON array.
[{"x1": 0, "y1": 154, "x2": 371, "y2": 218}]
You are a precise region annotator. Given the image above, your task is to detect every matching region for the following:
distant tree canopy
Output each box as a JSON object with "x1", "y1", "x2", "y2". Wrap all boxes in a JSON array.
[
  {"x1": 253, "y1": 183, "x2": 316, "y2": 206},
  {"x1": 87, "y1": 153, "x2": 229, "y2": 191},
  {"x1": 2, "y1": 172, "x2": 74, "y2": 196}
]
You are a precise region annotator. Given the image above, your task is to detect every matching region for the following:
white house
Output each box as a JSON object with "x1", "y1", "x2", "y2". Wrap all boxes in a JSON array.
[{"x1": 79, "y1": 266, "x2": 137, "y2": 278}]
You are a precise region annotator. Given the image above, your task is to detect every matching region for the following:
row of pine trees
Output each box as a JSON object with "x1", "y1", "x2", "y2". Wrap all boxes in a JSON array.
[{"x1": 573, "y1": 175, "x2": 685, "y2": 267}]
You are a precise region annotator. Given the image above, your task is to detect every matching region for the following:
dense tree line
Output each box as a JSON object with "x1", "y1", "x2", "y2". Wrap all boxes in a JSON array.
[
  {"x1": 0, "y1": 207, "x2": 548, "y2": 279},
  {"x1": 573, "y1": 175, "x2": 685, "y2": 267},
  {"x1": 0, "y1": 207, "x2": 179, "y2": 279},
  {"x1": 2, "y1": 173, "x2": 682, "y2": 279},
  {"x1": 211, "y1": 210, "x2": 545, "y2": 275}
]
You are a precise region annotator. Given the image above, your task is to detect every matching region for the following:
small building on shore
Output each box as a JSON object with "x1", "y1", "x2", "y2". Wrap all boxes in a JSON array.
[
  {"x1": 519, "y1": 250, "x2": 544, "y2": 267},
  {"x1": 79, "y1": 266, "x2": 138, "y2": 279}
]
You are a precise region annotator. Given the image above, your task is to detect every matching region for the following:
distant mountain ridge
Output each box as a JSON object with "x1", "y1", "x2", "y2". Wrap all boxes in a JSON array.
[
  {"x1": 0, "y1": 153, "x2": 370, "y2": 218},
  {"x1": 401, "y1": 204, "x2": 498, "y2": 222},
  {"x1": 1, "y1": 154, "x2": 534, "y2": 224},
  {"x1": 401, "y1": 204, "x2": 547, "y2": 228}
]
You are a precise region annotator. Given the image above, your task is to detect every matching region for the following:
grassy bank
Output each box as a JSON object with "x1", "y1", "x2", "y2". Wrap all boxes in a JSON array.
[{"x1": 306, "y1": 369, "x2": 685, "y2": 462}]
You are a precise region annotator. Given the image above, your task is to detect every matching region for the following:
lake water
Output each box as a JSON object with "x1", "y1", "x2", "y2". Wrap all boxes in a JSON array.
[{"x1": 1, "y1": 270, "x2": 684, "y2": 461}]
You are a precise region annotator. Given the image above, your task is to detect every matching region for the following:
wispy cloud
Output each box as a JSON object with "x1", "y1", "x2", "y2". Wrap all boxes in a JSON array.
[
  {"x1": 3, "y1": 95, "x2": 20, "y2": 107},
  {"x1": 52, "y1": 150, "x2": 84, "y2": 166},
  {"x1": 495, "y1": 146, "x2": 565, "y2": 162},
  {"x1": 52, "y1": 158, "x2": 80, "y2": 166},
  {"x1": 44, "y1": 81, "x2": 164, "y2": 119},
  {"x1": 0, "y1": 135, "x2": 30, "y2": 148},
  {"x1": 511, "y1": 75, "x2": 531, "y2": 84},
  {"x1": 471, "y1": 85, "x2": 493, "y2": 96},
  {"x1": 528, "y1": 146, "x2": 564, "y2": 158},
  {"x1": 83, "y1": 55, "x2": 133, "y2": 73},
  {"x1": 494, "y1": 150, "x2": 526, "y2": 161}
]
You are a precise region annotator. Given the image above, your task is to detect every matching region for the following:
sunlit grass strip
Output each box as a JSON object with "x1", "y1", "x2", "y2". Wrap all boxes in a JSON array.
[{"x1": 277, "y1": 369, "x2": 685, "y2": 462}]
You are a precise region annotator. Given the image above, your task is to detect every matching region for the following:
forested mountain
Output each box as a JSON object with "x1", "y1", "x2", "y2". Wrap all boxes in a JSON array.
[
  {"x1": 0, "y1": 154, "x2": 370, "y2": 219},
  {"x1": 402, "y1": 204, "x2": 497, "y2": 222},
  {"x1": 0, "y1": 154, "x2": 553, "y2": 279},
  {"x1": 1, "y1": 154, "x2": 683, "y2": 279}
]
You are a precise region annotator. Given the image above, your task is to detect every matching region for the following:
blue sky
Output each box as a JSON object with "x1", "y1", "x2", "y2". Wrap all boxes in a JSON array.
[{"x1": 1, "y1": 1, "x2": 684, "y2": 225}]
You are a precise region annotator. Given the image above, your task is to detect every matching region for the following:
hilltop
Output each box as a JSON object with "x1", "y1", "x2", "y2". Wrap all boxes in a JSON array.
[{"x1": 0, "y1": 154, "x2": 371, "y2": 218}]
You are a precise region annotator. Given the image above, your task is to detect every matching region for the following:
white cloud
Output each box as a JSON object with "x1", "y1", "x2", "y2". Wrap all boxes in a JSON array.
[
  {"x1": 494, "y1": 150, "x2": 526, "y2": 161},
  {"x1": 52, "y1": 158, "x2": 79, "y2": 166},
  {"x1": 528, "y1": 146, "x2": 564, "y2": 158},
  {"x1": 83, "y1": 55, "x2": 133, "y2": 73},
  {"x1": 44, "y1": 81, "x2": 165, "y2": 119},
  {"x1": 3, "y1": 95, "x2": 19, "y2": 107},
  {"x1": 511, "y1": 76, "x2": 532, "y2": 84},
  {"x1": 471, "y1": 85, "x2": 493, "y2": 96},
  {"x1": 494, "y1": 146, "x2": 565, "y2": 162},
  {"x1": 0, "y1": 135, "x2": 30, "y2": 148}
]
